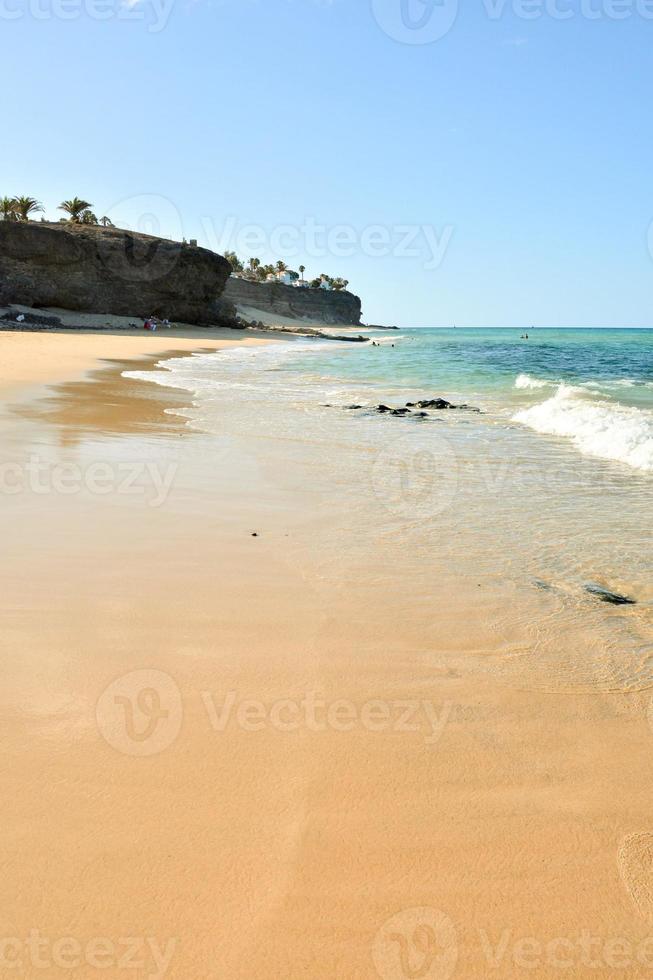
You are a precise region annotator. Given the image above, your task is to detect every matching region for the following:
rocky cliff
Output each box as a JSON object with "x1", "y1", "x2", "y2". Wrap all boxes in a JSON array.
[
  {"x1": 0, "y1": 221, "x2": 233, "y2": 324},
  {"x1": 223, "y1": 276, "x2": 362, "y2": 325}
]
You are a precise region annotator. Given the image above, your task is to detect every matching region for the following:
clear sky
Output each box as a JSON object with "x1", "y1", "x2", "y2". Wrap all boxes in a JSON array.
[{"x1": 4, "y1": 0, "x2": 653, "y2": 326}]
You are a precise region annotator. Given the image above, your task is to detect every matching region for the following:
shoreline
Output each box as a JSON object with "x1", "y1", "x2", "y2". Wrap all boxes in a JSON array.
[
  {"x1": 0, "y1": 323, "x2": 281, "y2": 397},
  {"x1": 1, "y1": 326, "x2": 652, "y2": 978}
]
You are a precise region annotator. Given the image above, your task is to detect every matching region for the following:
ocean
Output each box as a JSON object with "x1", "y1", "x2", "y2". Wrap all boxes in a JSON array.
[
  {"x1": 126, "y1": 326, "x2": 652, "y2": 693},
  {"x1": 284, "y1": 327, "x2": 653, "y2": 472}
]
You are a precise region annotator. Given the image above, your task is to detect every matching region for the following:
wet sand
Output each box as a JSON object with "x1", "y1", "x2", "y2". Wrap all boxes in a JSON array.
[{"x1": 1, "y1": 331, "x2": 653, "y2": 979}]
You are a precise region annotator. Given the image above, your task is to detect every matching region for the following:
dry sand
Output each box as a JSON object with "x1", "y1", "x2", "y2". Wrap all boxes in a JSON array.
[{"x1": 0, "y1": 329, "x2": 652, "y2": 979}]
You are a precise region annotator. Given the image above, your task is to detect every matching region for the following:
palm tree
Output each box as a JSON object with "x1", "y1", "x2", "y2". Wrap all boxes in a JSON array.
[
  {"x1": 99, "y1": 216, "x2": 114, "y2": 227},
  {"x1": 13, "y1": 196, "x2": 44, "y2": 221},
  {"x1": 224, "y1": 250, "x2": 243, "y2": 273},
  {"x1": 80, "y1": 210, "x2": 98, "y2": 225},
  {"x1": 275, "y1": 260, "x2": 287, "y2": 272},
  {"x1": 59, "y1": 198, "x2": 93, "y2": 223},
  {"x1": 248, "y1": 257, "x2": 260, "y2": 272},
  {"x1": 0, "y1": 197, "x2": 17, "y2": 221},
  {"x1": 299, "y1": 264, "x2": 305, "y2": 281}
]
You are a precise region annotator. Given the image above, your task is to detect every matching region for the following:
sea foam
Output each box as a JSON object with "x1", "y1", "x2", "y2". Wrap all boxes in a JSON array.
[
  {"x1": 514, "y1": 373, "x2": 553, "y2": 389},
  {"x1": 513, "y1": 384, "x2": 653, "y2": 472}
]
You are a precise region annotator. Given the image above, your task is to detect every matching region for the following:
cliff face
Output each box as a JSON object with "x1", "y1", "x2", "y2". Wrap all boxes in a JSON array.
[
  {"x1": 0, "y1": 222, "x2": 232, "y2": 324},
  {"x1": 223, "y1": 276, "x2": 362, "y2": 325}
]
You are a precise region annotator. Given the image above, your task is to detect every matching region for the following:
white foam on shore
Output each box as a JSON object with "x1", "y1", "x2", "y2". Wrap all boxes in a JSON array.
[
  {"x1": 515, "y1": 373, "x2": 552, "y2": 389},
  {"x1": 123, "y1": 340, "x2": 324, "y2": 395},
  {"x1": 514, "y1": 384, "x2": 653, "y2": 472}
]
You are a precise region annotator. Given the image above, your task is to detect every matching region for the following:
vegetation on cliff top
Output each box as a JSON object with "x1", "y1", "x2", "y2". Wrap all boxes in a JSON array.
[
  {"x1": 1, "y1": 196, "x2": 114, "y2": 227},
  {"x1": 224, "y1": 252, "x2": 350, "y2": 291},
  {"x1": 0, "y1": 199, "x2": 352, "y2": 292}
]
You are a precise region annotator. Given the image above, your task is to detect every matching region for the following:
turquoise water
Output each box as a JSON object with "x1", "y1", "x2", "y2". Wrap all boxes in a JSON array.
[
  {"x1": 279, "y1": 327, "x2": 653, "y2": 471},
  {"x1": 129, "y1": 328, "x2": 652, "y2": 691},
  {"x1": 285, "y1": 326, "x2": 653, "y2": 403}
]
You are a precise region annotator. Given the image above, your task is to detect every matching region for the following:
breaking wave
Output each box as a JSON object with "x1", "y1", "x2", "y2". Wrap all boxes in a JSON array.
[
  {"x1": 513, "y1": 384, "x2": 653, "y2": 472},
  {"x1": 514, "y1": 373, "x2": 553, "y2": 390}
]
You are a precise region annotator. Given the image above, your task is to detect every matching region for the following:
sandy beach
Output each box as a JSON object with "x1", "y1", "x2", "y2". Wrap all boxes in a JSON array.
[
  {"x1": 0, "y1": 311, "x2": 274, "y2": 391},
  {"x1": 1, "y1": 327, "x2": 653, "y2": 980}
]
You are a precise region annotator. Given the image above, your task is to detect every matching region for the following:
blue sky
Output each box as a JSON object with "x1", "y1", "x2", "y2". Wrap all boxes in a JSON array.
[{"x1": 4, "y1": 0, "x2": 653, "y2": 326}]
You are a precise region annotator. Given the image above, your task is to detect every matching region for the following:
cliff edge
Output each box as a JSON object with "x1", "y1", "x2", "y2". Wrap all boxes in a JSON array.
[
  {"x1": 0, "y1": 222, "x2": 232, "y2": 324},
  {"x1": 223, "y1": 276, "x2": 362, "y2": 326}
]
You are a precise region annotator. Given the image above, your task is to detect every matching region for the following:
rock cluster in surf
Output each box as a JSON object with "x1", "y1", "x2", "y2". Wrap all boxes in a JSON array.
[{"x1": 325, "y1": 397, "x2": 482, "y2": 420}]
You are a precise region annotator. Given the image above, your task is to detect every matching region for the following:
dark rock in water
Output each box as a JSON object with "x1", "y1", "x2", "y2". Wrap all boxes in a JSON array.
[
  {"x1": 327, "y1": 333, "x2": 368, "y2": 343},
  {"x1": 584, "y1": 583, "x2": 636, "y2": 605},
  {"x1": 376, "y1": 400, "x2": 477, "y2": 417},
  {"x1": 405, "y1": 397, "x2": 481, "y2": 412},
  {"x1": 532, "y1": 578, "x2": 553, "y2": 591},
  {"x1": 416, "y1": 398, "x2": 453, "y2": 409},
  {"x1": 344, "y1": 404, "x2": 363, "y2": 410},
  {"x1": 405, "y1": 398, "x2": 452, "y2": 409}
]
